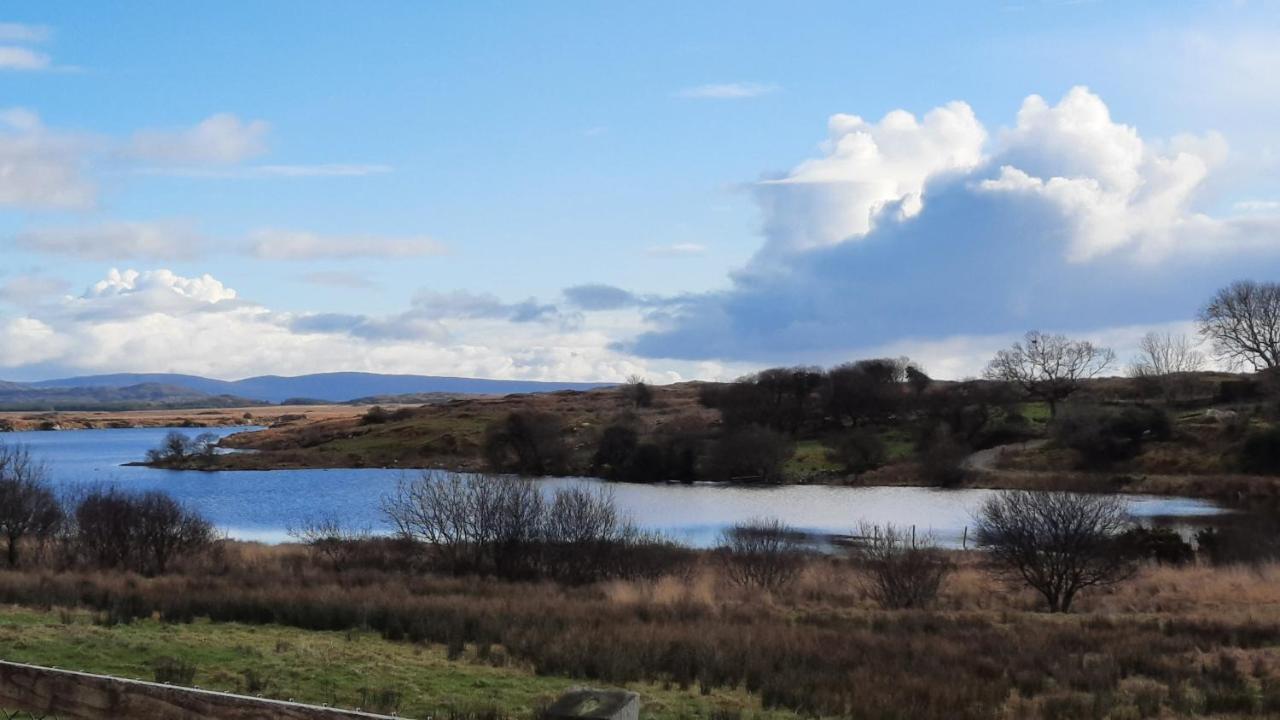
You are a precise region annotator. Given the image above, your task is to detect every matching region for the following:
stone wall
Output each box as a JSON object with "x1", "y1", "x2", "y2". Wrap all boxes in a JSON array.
[{"x1": 0, "y1": 660, "x2": 401, "y2": 720}]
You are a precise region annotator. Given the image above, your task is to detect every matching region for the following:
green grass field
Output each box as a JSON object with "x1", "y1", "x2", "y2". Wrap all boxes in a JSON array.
[{"x1": 0, "y1": 606, "x2": 794, "y2": 720}]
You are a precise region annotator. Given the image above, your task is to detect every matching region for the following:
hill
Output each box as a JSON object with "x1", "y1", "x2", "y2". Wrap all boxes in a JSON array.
[
  {"x1": 0, "y1": 382, "x2": 260, "y2": 411},
  {"x1": 25, "y1": 372, "x2": 612, "y2": 404}
]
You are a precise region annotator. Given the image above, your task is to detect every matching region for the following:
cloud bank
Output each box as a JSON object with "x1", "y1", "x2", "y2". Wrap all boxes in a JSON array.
[{"x1": 627, "y1": 86, "x2": 1280, "y2": 365}]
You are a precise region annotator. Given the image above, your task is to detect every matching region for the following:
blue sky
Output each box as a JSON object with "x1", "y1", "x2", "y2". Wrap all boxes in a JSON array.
[{"x1": 1, "y1": 1, "x2": 1279, "y2": 382}]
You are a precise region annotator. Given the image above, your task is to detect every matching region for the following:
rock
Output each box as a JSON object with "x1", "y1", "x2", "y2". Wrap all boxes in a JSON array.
[
  {"x1": 546, "y1": 688, "x2": 641, "y2": 720},
  {"x1": 1205, "y1": 409, "x2": 1239, "y2": 422}
]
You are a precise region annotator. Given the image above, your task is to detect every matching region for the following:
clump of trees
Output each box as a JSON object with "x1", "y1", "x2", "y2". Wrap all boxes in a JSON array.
[
  {"x1": 71, "y1": 487, "x2": 217, "y2": 575},
  {"x1": 1051, "y1": 405, "x2": 1171, "y2": 468},
  {"x1": 381, "y1": 472, "x2": 678, "y2": 582},
  {"x1": 975, "y1": 490, "x2": 1135, "y2": 612},
  {"x1": 145, "y1": 431, "x2": 220, "y2": 468},
  {"x1": 704, "y1": 425, "x2": 794, "y2": 483},
  {"x1": 984, "y1": 331, "x2": 1115, "y2": 418},
  {"x1": 482, "y1": 411, "x2": 570, "y2": 475},
  {"x1": 0, "y1": 443, "x2": 217, "y2": 575}
]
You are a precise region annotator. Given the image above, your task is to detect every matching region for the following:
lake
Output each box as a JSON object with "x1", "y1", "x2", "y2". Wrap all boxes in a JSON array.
[{"x1": 3, "y1": 426, "x2": 1228, "y2": 547}]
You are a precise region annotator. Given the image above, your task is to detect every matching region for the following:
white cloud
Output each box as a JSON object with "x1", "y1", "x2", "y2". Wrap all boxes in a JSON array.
[
  {"x1": 0, "y1": 317, "x2": 67, "y2": 366},
  {"x1": 247, "y1": 228, "x2": 447, "y2": 260},
  {"x1": 0, "y1": 268, "x2": 711, "y2": 382},
  {"x1": 645, "y1": 243, "x2": 706, "y2": 257},
  {"x1": 978, "y1": 87, "x2": 1230, "y2": 261},
  {"x1": 630, "y1": 87, "x2": 1280, "y2": 364},
  {"x1": 126, "y1": 114, "x2": 270, "y2": 165},
  {"x1": 678, "y1": 82, "x2": 780, "y2": 100},
  {"x1": 0, "y1": 46, "x2": 49, "y2": 70},
  {"x1": 14, "y1": 220, "x2": 204, "y2": 261},
  {"x1": 754, "y1": 101, "x2": 987, "y2": 256},
  {"x1": 0, "y1": 108, "x2": 95, "y2": 209}
]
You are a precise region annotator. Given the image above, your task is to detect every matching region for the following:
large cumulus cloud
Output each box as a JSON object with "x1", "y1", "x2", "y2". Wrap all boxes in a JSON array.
[{"x1": 628, "y1": 87, "x2": 1280, "y2": 365}]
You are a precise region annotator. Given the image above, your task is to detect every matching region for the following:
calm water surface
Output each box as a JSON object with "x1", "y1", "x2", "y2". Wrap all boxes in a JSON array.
[{"x1": 5, "y1": 427, "x2": 1227, "y2": 547}]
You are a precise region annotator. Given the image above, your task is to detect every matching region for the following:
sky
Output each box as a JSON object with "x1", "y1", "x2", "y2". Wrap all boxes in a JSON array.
[{"x1": 2, "y1": 1, "x2": 1280, "y2": 383}]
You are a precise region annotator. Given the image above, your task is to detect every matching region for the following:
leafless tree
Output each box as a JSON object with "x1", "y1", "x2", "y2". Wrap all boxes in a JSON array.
[
  {"x1": 718, "y1": 517, "x2": 807, "y2": 591},
  {"x1": 624, "y1": 374, "x2": 654, "y2": 409},
  {"x1": 0, "y1": 444, "x2": 63, "y2": 567},
  {"x1": 1197, "y1": 280, "x2": 1280, "y2": 371},
  {"x1": 1129, "y1": 332, "x2": 1206, "y2": 378},
  {"x1": 287, "y1": 515, "x2": 373, "y2": 572},
  {"x1": 382, "y1": 471, "x2": 654, "y2": 582},
  {"x1": 983, "y1": 331, "x2": 1115, "y2": 418},
  {"x1": 1129, "y1": 331, "x2": 1207, "y2": 402},
  {"x1": 975, "y1": 491, "x2": 1135, "y2": 612},
  {"x1": 72, "y1": 486, "x2": 214, "y2": 574},
  {"x1": 854, "y1": 523, "x2": 952, "y2": 609},
  {"x1": 134, "y1": 491, "x2": 217, "y2": 574}
]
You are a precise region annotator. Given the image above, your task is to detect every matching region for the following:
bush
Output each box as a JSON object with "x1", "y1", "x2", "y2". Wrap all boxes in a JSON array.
[
  {"x1": 718, "y1": 518, "x2": 807, "y2": 591},
  {"x1": 916, "y1": 424, "x2": 968, "y2": 487},
  {"x1": 73, "y1": 487, "x2": 216, "y2": 575},
  {"x1": 482, "y1": 411, "x2": 569, "y2": 475},
  {"x1": 976, "y1": 491, "x2": 1135, "y2": 612},
  {"x1": 359, "y1": 405, "x2": 416, "y2": 425},
  {"x1": 1118, "y1": 526, "x2": 1195, "y2": 565},
  {"x1": 1240, "y1": 427, "x2": 1280, "y2": 474},
  {"x1": 855, "y1": 524, "x2": 952, "y2": 609},
  {"x1": 831, "y1": 429, "x2": 886, "y2": 473},
  {"x1": 705, "y1": 425, "x2": 794, "y2": 483},
  {"x1": 1052, "y1": 405, "x2": 1170, "y2": 468}
]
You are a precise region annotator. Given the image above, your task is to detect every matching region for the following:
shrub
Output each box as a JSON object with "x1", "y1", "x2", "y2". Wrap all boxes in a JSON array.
[
  {"x1": 976, "y1": 491, "x2": 1135, "y2": 612},
  {"x1": 855, "y1": 524, "x2": 952, "y2": 609},
  {"x1": 1118, "y1": 526, "x2": 1195, "y2": 565},
  {"x1": 1240, "y1": 427, "x2": 1280, "y2": 474},
  {"x1": 832, "y1": 429, "x2": 887, "y2": 473},
  {"x1": 705, "y1": 425, "x2": 794, "y2": 483},
  {"x1": 1052, "y1": 405, "x2": 1170, "y2": 468},
  {"x1": 718, "y1": 518, "x2": 807, "y2": 591},
  {"x1": 916, "y1": 424, "x2": 968, "y2": 487},
  {"x1": 482, "y1": 411, "x2": 569, "y2": 475}
]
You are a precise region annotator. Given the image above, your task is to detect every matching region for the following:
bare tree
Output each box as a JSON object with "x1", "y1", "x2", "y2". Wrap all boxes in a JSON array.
[
  {"x1": 718, "y1": 517, "x2": 807, "y2": 591},
  {"x1": 287, "y1": 515, "x2": 373, "y2": 572},
  {"x1": 1129, "y1": 331, "x2": 1206, "y2": 402},
  {"x1": 854, "y1": 523, "x2": 952, "y2": 609},
  {"x1": 975, "y1": 491, "x2": 1135, "y2": 612},
  {"x1": 134, "y1": 491, "x2": 217, "y2": 575},
  {"x1": 983, "y1": 331, "x2": 1115, "y2": 418},
  {"x1": 1129, "y1": 332, "x2": 1206, "y2": 378},
  {"x1": 0, "y1": 444, "x2": 63, "y2": 567},
  {"x1": 1198, "y1": 280, "x2": 1280, "y2": 371},
  {"x1": 624, "y1": 374, "x2": 654, "y2": 409}
]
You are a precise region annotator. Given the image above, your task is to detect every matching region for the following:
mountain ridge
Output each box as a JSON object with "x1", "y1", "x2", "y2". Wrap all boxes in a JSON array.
[{"x1": 12, "y1": 372, "x2": 613, "y2": 405}]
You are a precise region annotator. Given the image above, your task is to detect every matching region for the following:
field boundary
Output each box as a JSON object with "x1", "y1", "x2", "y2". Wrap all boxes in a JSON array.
[{"x1": 0, "y1": 659, "x2": 403, "y2": 720}]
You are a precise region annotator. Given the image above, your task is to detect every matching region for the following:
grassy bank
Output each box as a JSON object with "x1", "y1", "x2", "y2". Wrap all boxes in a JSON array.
[
  {"x1": 0, "y1": 605, "x2": 784, "y2": 719},
  {"x1": 4, "y1": 543, "x2": 1280, "y2": 718}
]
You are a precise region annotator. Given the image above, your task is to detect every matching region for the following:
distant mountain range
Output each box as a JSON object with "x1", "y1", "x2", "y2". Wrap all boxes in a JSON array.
[{"x1": 0, "y1": 372, "x2": 612, "y2": 409}]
